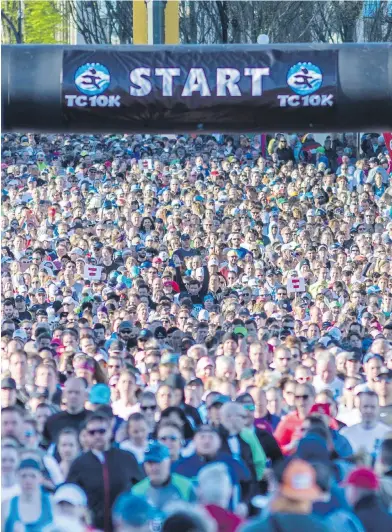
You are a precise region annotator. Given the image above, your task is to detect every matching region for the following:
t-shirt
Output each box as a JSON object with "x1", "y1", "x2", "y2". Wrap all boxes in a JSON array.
[
  {"x1": 111, "y1": 400, "x2": 140, "y2": 420},
  {"x1": 312, "y1": 375, "x2": 344, "y2": 399},
  {"x1": 340, "y1": 422, "x2": 391, "y2": 454},
  {"x1": 43, "y1": 409, "x2": 89, "y2": 444}
]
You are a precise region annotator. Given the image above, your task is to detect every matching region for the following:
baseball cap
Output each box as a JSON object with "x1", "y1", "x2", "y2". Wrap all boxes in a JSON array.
[
  {"x1": 154, "y1": 326, "x2": 167, "y2": 340},
  {"x1": 13, "y1": 329, "x2": 28, "y2": 342},
  {"x1": 279, "y1": 459, "x2": 321, "y2": 501},
  {"x1": 1, "y1": 377, "x2": 16, "y2": 390},
  {"x1": 19, "y1": 459, "x2": 41, "y2": 471},
  {"x1": 198, "y1": 309, "x2": 209, "y2": 322},
  {"x1": 144, "y1": 442, "x2": 170, "y2": 463},
  {"x1": 113, "y1": 493, "x2": 156, "y2": 527},
  {"x1": 233, "y1": 326, "x2": 248, "y2": 338},
  {"x1": 138, "y1": 329, "x2": 153, "y2": 341},
  {"x1": 363, "y1": 353, "x2": 384, "y2": 364},
  {"x1": 209, "y1": 394, "x2": 231, "y2": 408},
  {"x1": 89, "y1": 383, "x2": 111, "y2": 405},
  {"x1": 160, "y1": 353, "x2": 179, "y2": 366},
  {"x1": 119, "y1": 320, "x2": 133, "y2": 331},
  {"x1": 342, "y1": 467, "x2": 379, "y2": 490},
  {"x1": 54, "y1": 484, "x2": 87, "y2": 507},
  {"x1": 37, "y1": 288, "x2": 46, "y2": 295}
]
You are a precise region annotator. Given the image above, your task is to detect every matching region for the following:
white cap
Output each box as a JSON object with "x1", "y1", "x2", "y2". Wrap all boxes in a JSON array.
[
  {"x1": 208, "y1": 258, "x2": 219, "y2": 267},
  {"x1": 70, "y1": 248, "x2": 83, "y2": 256},
  {"x1": 159, "y1": 251, "x2": 169, "y2": 261},
  {"x1": 63, "y1": 296, "x2": 78, "y2": 305},
  {"x1": 198, "y1": 310, "x2": 209, "y2": 322},
  {"x1": 54, "y1": 484, "x2": 87, "y2": 507}
]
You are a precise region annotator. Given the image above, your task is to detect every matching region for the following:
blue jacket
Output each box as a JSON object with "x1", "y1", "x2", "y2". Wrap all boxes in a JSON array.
[{"x1": 172, "y1": 451, "x2": 252, "y2": 505}]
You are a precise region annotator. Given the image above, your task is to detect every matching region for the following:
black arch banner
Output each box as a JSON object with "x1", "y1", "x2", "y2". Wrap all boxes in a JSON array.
[
  {"x1": 2, "y1": 44, "x2": 392, "y2": 132},
  {"x1": 62, "y1": 48, "x2": 337, "y2": 132}
]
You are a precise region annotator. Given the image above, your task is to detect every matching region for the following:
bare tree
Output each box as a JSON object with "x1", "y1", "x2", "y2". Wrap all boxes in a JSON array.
[
  {"x1": 67, "y1": 0, "x2": 133, "y2": 44},
  {"x1": 179, "y1": 0, "x2": 391, "y2": 45}
]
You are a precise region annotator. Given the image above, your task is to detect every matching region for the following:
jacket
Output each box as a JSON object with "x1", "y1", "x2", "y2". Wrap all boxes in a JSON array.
[
  {"x1": 132, "y1": 473, "x2": 195, "y2": 509},
  {"x1": 172, "y1": 451, "x2": 252, "y2": 503},
  {"x1": 354, "y1": 493, "x2": 392, "y2": 532},
  {"x1": 253, "y1": 426, "x2": 283, "y2": 465},
  {"x1": 218, "y1": 425, "x2": 257, "y2": 482},
  {"x1": 379, "y1": 469, "x2": 392, "y2": 512},
  {"x1": 274, "y1": 410, "x2": 303, "y2": 454},
  {"x1": 67, "y1": 447, "x2": 144, "y2": 531},
  {"x1": 240, "y1": 427, "x2": 267, "y2": 481},
  {"x1": 241, "y1": 512, "x2": 329, "y2": 532}
]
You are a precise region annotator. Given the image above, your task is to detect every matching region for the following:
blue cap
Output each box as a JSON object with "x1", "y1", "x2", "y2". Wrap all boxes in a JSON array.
[
  {"x1": 210, "y1": 394, "x2": 231, "y2": 407},
  {"x1": 89, "y1": 383, "x2": 111, "y2": 405},
  {"x1": 363, "y1": 353, "x2": 383, "y2": 364},
  {"x1": 130, "y1": 266, "x2": 140, "y2": 278},
  {"x1": 140, "y1": 261, "x2": 152, "y2": 269},
  {"x1": 144, "y1": 442, "x2": 170, "y2": 463},
  {"x1": 113, "y1": 493, "x2": 156, "y2": 526},
  {"x1": 160, "y1": 353, "x2": 179, "y2": 365},
  {"x1": 138, "y1": 328, "x2": 153, "y2": 340},
  {"x1": 66, "y1": 167, "x2": 75, "y2": 174}
]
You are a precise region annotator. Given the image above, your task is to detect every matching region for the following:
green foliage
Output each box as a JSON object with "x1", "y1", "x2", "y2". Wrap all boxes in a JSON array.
[
  {"x1": 2, "y1": 0, "x2": 64, "y2": 44},
  {"x1": 24, "y1": 0, "x2": 63, "y2": 44}
]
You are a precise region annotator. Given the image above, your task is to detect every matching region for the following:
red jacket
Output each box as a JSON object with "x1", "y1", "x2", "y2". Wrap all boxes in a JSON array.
[
  {"x1": 274, "y1": 410, "x2": 303, "y2": 455},
  {"x1": 204, "y1": 504, "x2": 243, "y2": 532}
]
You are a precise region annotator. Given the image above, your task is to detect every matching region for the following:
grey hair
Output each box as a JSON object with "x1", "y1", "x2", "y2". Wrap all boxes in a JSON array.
[{"x1": 197, "y1": 462, "x2": 232, "y2": 506}]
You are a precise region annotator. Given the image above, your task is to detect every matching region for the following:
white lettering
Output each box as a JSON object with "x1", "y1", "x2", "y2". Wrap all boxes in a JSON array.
[
  {"x1": 244, "y1": 67, "x2": 270, "y2": 96},
  {"x1": 309, "y1": 94, "x2": 321, "y2": 106},
  {"x1": 321, "y1": 94, "x2": 334, "y2": 106},
  {"x1": 277, "y1": 95, "x2": 289, "y2": 107},
  {"x1": 182, "y1": 68, "x2": 211, "y2": 97},
  {"x1": 108, "y1": 95, "x2": 121, "y2": 107},
  {"x1": 96, "y1": 95, "x2": 108, "y2": 107},
  {"x1": 217, "y1": 68, "x2": 241, "y2": 96},
  {"x1": 288, "y1": 95, "x2": 300, "y2": 107},
  {"x1": 130, "y1": 68, "x2": 152, "y2": 97},
  {"x1": 75, "y1": 95, "x2": 88, "y2": 107},
  {"x1": 155, "y1": 68, "x2": 181, "y2": 96},
  {"x1": 65, "y1": 95, "x2": 77, "y2": 107}
]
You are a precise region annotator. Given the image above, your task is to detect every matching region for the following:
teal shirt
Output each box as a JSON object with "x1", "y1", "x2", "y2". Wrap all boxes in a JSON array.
[{"x1": 132, "y1": 473, "x2": 196, "y2": 510}]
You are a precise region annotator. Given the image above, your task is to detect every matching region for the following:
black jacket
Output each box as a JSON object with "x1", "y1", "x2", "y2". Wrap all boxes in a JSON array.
[
  {"x1": 67, "y1": 447, "x2": 144, "y2": 531},
  {"x1": 354, "y1": 493, "x2": 392, "y2": 532},
  {"x1": 254, "y1": 426, "x2": 282, "y2": 465},
  {"x1": 218, "y1": 425, "x2": 257, "y2": 483}
]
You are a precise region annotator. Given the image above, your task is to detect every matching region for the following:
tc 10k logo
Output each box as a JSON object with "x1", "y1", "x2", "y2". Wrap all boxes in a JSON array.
[
  {"x1": 277, "y1": 62, "x2": 334, "y2": 108},
  {"x1": 65, "y1": 63, "x2": 120, "y2": 108}
]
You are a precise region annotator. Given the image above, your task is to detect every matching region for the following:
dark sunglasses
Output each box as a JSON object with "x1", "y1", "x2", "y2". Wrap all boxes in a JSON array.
[
  {"x1": 295, "y1": 394, "x2": 310, "y2": 400},
  {"x1": 87, "y1": 428, "x2": 106, "y2": 436},
  {"x1": 141, "y1": 405, "x2": 156, "y2": 411}
]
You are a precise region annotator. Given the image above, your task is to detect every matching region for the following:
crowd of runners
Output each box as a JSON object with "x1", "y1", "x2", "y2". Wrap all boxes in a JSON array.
[{"x1": 1, "y1": 131, "x2": 392, "y2": 532}]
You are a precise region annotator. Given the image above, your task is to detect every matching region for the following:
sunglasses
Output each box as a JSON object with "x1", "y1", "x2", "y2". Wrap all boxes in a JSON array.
[
  {"x1": 295, "y1": 394, "x2": 310, "y2": 400},
  {"x1": 141, "y1": 405, "x2": 156, "y2": 411},
  {"x1": 242, "y1": 404, "x2": 255, "y2": 411},
  {"x1": 87, "y1": 428, "x2": 107, "y2": 436}
]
